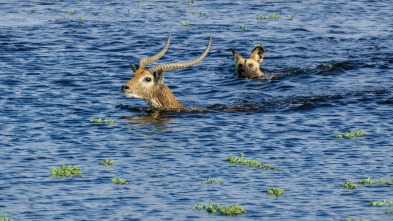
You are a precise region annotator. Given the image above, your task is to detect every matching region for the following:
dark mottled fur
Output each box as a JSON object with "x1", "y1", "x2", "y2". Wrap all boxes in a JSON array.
[{"x1": 231, "y1": 46, "x2": 265, "y2": 79}]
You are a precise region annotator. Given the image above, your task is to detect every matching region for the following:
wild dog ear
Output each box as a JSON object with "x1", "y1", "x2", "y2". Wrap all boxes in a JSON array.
[
  {"x1": 152, "y1": 69, "x2": 164, "y2": 85},
  {"x1": 250, "y1": 46, "x2": 265, "y2": 64},
  {"x1": 231, "y1": 48, "x2": 244, "y2": 64},
  {"x1": 130, "y1": 64, "x2": 139, "y2": 72}
]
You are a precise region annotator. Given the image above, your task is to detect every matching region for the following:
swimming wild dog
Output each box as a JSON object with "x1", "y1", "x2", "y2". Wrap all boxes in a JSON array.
[
  {"x1": 121, "y1": 34, "x2": 212, "y2": 109},
  {"x1": 231, "y1": 46, "x2": 265, "y2": 79}
]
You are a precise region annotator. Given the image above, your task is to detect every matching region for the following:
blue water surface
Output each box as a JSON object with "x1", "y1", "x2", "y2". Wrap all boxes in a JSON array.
[{"x1": 1, "y1": 0, "x2": 392, "y2": 220}]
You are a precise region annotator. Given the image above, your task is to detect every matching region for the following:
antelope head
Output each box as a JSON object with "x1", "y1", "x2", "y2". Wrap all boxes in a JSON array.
[
  {"x1": 231, "y1": 46, "x2": 265, "y2": 79},
  {"x1": 122, "y1": 34, "x2": 212, "y2": 109}
]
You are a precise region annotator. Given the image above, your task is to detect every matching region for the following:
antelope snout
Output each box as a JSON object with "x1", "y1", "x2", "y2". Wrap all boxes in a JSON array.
[{"x1": 121, "y1": 84, "x2": 129, "y2": 92}]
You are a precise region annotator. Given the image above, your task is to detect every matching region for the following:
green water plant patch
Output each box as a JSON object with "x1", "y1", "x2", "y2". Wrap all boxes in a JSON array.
[
  {"x1": 90, "y1": 118, "x2": 115, "y2": 124},
  {"x1": 270, "y1": 13, "x2": 279, "y2": 19},
  {"x1": 368, "y1": 200, "x2": 386, "y2": 206},
  {"x1": 359, "y1": 177, "x2": 377, "y2": 185},
  {"x1": 192, "y1": 200, "x2": 246, "y2": 216},
  {"x1": 335, "y1": 129, "x2": 365, "y2": 138},
  {"x1": 226, "y1": 153, "x2": 282, "y2": 171},
  {"x1": 359, "y1": 177, "x2": 393, "y2": 185},
  {"x1": 181, "y1": 21, "x2": 195, "y2": 25},
  {"x1": 344, "y1": 219, "x2": 369, "y2": 221},
  {"x1": 111, "y1": 178, "x2": 128, "y2": 185},
  {"x1": 267, "y1": 186, "x2": 284, "y2": 196},
  {"x1": 239, "y1": 25, "x2": 247, "y2": 30},
  {"x1": 201, "y1": 176, "x2": 223, "y2": 184},
  {"x1": 385, "y1": 209, "x2": 393, "y2": 214},
  {"x1": 340, "y1": 181, "x2": 357, "y2": 190},
  {"x1": 0, "y1": 210, "x2": 12, "y2": 221},
  {"x1": 256, "y1": 15, "x2": 268, "y2": 20},
  {"x1": 50, "y1": 165, "x2": 83, "y2": 178},
  {"x1": 99, "y1": 158, "x2": 115, "y2": 165}
]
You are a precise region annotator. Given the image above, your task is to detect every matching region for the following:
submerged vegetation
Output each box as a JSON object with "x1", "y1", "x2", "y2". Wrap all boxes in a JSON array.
[
  {"x1": 192, "y1": 200, "x2": 246, "y2": 216},
  {"x1": 267, "y1": 186, "x2": 284, "y2": 196},
  {"x1": 226, "y1": 153, "x2": 282, "y2": 171},
  {"x1": 201, "y1": 176, "x2": 223, "y2": 184},
  {"x1": 111, "y1": 178, "x2": 128, "y2": 185},
  {"x1": 50, "y1": 165, "x2": 83, "y2": 178},
  {"x1": 340, "y1": 181, "x2": 357, "y2": 190},
  {"x1": 335, "y1": 129, "x2": 365, "y2": 138},
  {"x1": 99, "y1": 158, "x2": 116, "y2": 165}
]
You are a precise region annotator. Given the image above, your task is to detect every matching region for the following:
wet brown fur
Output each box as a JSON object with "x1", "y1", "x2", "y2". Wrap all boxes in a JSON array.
[{"x1": 122, "y1": 69, "x2": 183, "y2": 109}]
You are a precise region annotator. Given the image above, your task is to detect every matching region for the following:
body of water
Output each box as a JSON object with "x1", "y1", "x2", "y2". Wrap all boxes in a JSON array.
[{"x1": 1, "y1": 0, "x2": 392, "y2": 220}]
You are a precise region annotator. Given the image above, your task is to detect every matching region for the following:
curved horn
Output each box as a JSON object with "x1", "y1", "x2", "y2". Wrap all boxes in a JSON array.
[
  {"x1": 138, "y1": 33, "x2": 171, "y2": 69},
  {"x1": 148, "y1": 34, "x2": 212, "y2": 74}
]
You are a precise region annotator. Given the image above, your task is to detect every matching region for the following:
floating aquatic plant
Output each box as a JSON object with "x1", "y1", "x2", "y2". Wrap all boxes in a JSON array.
[
  {"x1": 286, "y1": 15, "x2": 292, "y2": 19},
  {"x1": 0, "y1": 210, "x2": 12, "y2": 221},
  {"x1": 192, "y1": 200, "x2": 246, "y2": 216},
  {"x1": 90, "y1": 118, "x2": 115, "y2": 124},
  {"x1": 385, "y1": 209, "x2": 393, "y2": 214},
  {"x1": 76, "y1": 16, "x2": 85, "y2": 21},
  {"x1": 368, "y1": 200, "x2": 386, "y2": 206},
  {"x1": 340, "y1": 181, "x2": 357, "y2": 190},
  {"x1": 50, "y1": 165, "x2": 83, "y2": 178},
  {"x1": 111, "y1": 178, "x2": 128, "y2": 185},
  {"x1": 270, "y1": 13, "x2": 279, "y2": 19},
  {"x1": 99, "y1": 158, "x2": 116, "y2": 165},
  {"x1": 359, "y1": 177, "x2": 377, "y2": 185},
  {"x1": 239, "y1": 25, "x2": 247, "y2": 30},
  {"x1": 335, "y1": 129, "x2": 365, "y2": 138},
  {"x1": 226, "y1": 153, "x2": 282, "y2": 171},
  {"x1": 254, "y1": 43, "x2": 264, "y2": 47},
  {"x1": 267, "y1": 186, "x2": 284, "y2": 196},
  {"x1": 199, "y1": 12, "x2": 206, "y2": 16},
  {"x1": 344, "y1": 219, "x2": 369, "y2": 221},
  {"x1": 359, "y1": 177, "x2": 393, "y2": 185},
  {"x1": 202, "y1": 176, "x2": 223, "y2": 184},
  {"x1": 181, "y1": 21, "x2": 195, "y2": 25},
  {"x1": 256, "y1": 15, "x2": 267, "y2": 20},
  {"x1": 64, "y1": 10, "x2": 74, "y2": 13}
]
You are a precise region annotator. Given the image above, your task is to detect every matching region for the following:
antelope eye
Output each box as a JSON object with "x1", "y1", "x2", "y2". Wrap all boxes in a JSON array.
[{"x1": 145, "y1": 77, "x2": 152, "y2": 82}]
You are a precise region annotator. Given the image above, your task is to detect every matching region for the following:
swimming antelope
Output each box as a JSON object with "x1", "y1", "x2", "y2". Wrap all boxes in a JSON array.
[
  {"x1": 231, "y1": 46, "x2": 265, "y2": 79},
  {"x1": 121, "y1": 34, "x2": 212, "y2": 109}
]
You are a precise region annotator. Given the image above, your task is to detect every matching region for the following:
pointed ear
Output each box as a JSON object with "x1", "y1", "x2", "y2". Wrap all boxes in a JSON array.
[
  {"x1": 231, "y1": 48, "x2": 244, "y2": 64},
  {"x1": 250, "y1": 46, "x2": 265, "y2": 64},
  {"x1": 130, "y1": 64, "x2": 139, "y2": 72},
  {"x1": 152, "y1": 69, "x2": 164, "y2": 85}
]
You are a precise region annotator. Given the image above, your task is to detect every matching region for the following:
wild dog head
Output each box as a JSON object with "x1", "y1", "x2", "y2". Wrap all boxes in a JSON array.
[{"x1": 231, "y1": 46, "x2": 264, "y2": 79}]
